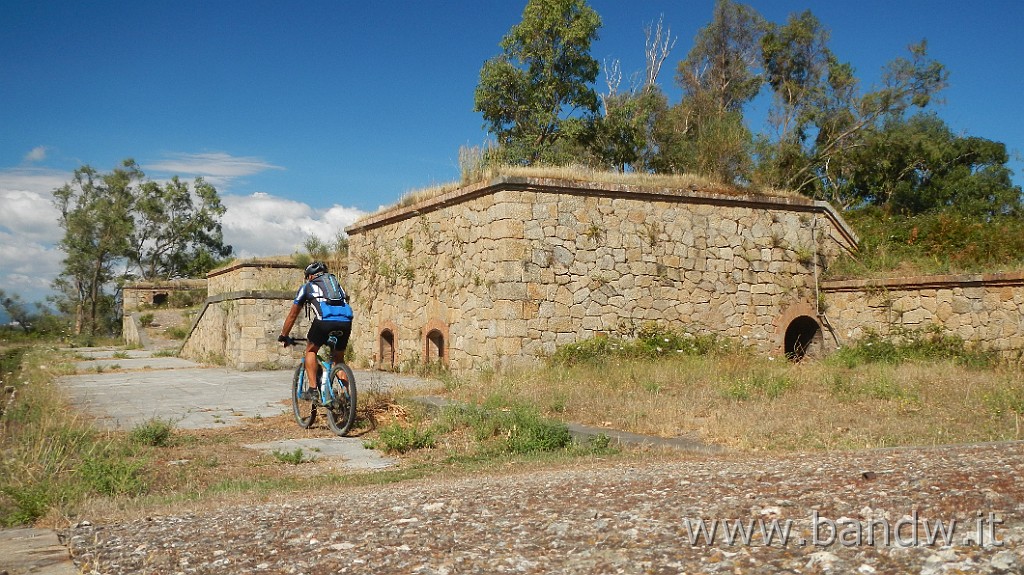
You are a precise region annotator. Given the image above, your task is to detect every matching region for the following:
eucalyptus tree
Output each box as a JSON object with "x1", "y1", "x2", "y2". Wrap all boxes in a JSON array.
[
  {"x1": 842, "y1": 113, "x2": 1021, "y2": 217},
  {"x1": 474, "y1": 0, "x2": 602, "y2": 165},
  {"x1": 53, "y1": 160, "x2": 232, "y2": 336},
  {"x1": 756, "y1": 10, "x2": 948, "y2": 206},
  {"x1": 129, "y1": 176, "x2": 232, "y2": 280},
  {"x1": 652, "y1": 0, "x2": 765, "y2": 183},
  {"x1": 53, "y1": 161, "x2": 139, "y2": 335}
]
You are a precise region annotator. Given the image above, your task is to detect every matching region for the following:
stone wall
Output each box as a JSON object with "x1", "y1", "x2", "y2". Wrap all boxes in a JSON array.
[
  {"x1": 345, "y1": 177, "x2": 858, "y2": 371},
  {"x1": 206, "y1": 259, "x2": 299, "y2": 296},
  {"x1": 122, "y1": 279, "x2": 207, "y2": 348},
  {"x1": 178, "y1": 260, "x2": 308, "y2": 370},
  {"x1": 123, "y1": 280, "x2": 207, "y2": 311},
  {"x1": 823, "y1": 273, "x2": 1024, "y2": 357},
  {"x1": 179, "y1": 290, "x2": 306, "y2": 370}
]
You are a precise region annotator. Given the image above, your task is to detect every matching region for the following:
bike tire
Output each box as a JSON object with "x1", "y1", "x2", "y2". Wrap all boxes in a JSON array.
[
  {"x1": 291, "y1": 363, "x2": 316, "y2": 428},
  {"x1": 325, "y1": 362, "x2": 357, "y2": 436}
]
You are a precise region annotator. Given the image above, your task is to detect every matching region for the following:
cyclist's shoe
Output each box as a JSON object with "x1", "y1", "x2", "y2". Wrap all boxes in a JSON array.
[{"x1": 301, "y1": 388, "x2": 319, "y2": 402}]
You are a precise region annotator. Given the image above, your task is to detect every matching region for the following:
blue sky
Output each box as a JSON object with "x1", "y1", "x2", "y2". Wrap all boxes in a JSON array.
[{"x1": 1, "y1": 0, "x2": 1022, "y2": 308}]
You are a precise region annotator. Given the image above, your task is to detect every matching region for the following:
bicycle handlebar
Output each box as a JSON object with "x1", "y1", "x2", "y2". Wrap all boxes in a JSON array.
[{"x1": 279, "y1": 336, "x2": 307, "y2": 347}]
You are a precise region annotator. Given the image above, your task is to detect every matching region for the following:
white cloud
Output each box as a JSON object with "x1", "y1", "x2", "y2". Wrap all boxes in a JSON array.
[
  {"x1": 0, "y1": 230, "x2": 63, "y2": 302},
  {"x1": 0, "y1": 168, "x2": 69, "y2": 301},
  {"x1": 221, "y1": 193, "x2": 366, "y2": 258},
  {"x1": 0, "y1": 188, "x2": 64, "y2": 243},
  {"x1": 144, "y1": 152, "x2": 284, "y2": 189},
  {"x1": 23, "y1": 146, "x2": 47, "y2": 163}
]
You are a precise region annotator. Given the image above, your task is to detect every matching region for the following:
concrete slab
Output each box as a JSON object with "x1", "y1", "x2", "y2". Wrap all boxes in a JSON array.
[
  {"x1": 65, "y1": 366, "x2": 295, "y2": 430},
  {"x1": 243, "y1": 438, "x2": 398, "y2": 469},
  {"x1": 72, "y1": 348, "x2": 164, "y2": 360},
  {"x1": 0, "y1": 528, "x2": 77, "y2": 575},
  {"x1": 73, "y1": 356, "x2": 201, "y2": 373},
  {"x1": 63, "y1": 364, "x2": 440, "y2": 431}
]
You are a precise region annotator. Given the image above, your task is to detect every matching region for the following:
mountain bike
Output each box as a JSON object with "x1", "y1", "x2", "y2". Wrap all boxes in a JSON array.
[{"x1": 283, "y1": 334, "x2": 358, "y2": 436}]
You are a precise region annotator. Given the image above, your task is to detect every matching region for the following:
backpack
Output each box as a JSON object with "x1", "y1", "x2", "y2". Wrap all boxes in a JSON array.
[{"x1": 314, "y1": 273, "x2": 348, "y2": 306}]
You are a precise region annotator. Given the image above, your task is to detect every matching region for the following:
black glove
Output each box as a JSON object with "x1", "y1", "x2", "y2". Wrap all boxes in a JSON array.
[{"x1": 278, "y1": 334, "x2": 294, "y2": 347}]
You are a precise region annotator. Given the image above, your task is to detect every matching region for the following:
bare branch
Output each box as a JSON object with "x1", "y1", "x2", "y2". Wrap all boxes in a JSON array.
[
  {"x1": 644, "y1": 14, "x2": 676, "y2": 89},
  {"x1": 600, "y1": 58, "x2": 622, "y2": 116}
]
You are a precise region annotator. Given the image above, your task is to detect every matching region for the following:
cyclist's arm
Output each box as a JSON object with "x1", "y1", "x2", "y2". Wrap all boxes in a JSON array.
[{"x1": 280, "y1": 302, "x2": 302, "y2": 338}]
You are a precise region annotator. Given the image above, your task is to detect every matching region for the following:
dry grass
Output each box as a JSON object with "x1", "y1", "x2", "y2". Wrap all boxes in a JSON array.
[
  {"x1": 441, "y1": 351, "x2": 1024, "y2": 452},
  {"x1": 373, "y1": 165, "x2": 799, "y2": 220}
]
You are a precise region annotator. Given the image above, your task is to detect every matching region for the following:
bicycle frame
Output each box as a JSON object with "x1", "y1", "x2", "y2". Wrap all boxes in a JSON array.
[
  {"x1": 296, "y1": 336, "x2": 343, "y2": 406},
  {"x1": 287, "y1": 333, "x2": 357, "y2": 435}
]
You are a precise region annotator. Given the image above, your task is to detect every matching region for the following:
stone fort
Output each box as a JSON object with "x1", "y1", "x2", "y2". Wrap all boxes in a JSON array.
[{"x1": 135, "y1": 175, "x2": 1024, "y2": 371}]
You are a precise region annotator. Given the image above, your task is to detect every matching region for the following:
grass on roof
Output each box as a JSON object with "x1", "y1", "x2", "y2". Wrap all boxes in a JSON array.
[{"x1": 369, "y1": 165, "x2": 799, "y2": 219}]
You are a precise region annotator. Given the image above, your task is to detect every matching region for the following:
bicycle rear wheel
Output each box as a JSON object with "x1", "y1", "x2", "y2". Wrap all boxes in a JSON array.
[
  {"x1": 291, "y1": 363, "x2": 316, "y2": 428},
  {"x1": 325, "y1": 362, "x2": 357, "y2": 436}
]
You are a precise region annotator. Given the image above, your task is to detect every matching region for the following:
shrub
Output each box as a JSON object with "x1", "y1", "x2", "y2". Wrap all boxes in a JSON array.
[
  {"x1": 271, "y1": 448, "x2": 309, "y2": 465},
  {"x1": 721, "y1": 373, "x2": 795, "y2": 401},
  {"x1": 549, "y1": 324, "x2": 729, "y2": 366},
  {"x1": 78, "y1": 450, "x2": 148, "y2": 496},
  {"x1": 129, "y1": 418, "x2": 175, "y2": 447},
  {"x1": 139, "y1": 313, "x2": 154, "y2": 327},
  {"x1": 166, "y1": 326, "x2": 189, "y2": 340},
  {"x1": 440, "y1": 400, "x2": 573, "y2": 455},
  {"x1": 830, "y1": 326, "x2": 996, "y2": 369},
  {"x1": 372, "y1": 424, "x2": 436, "y2": 454}
]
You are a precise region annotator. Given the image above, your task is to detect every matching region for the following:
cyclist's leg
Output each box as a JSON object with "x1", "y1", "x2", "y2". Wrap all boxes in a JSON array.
[
  {"x1": 305, "y1": 320, "x2": 330, "y2": 390},
  {"x1": 304, "y1": 341, "x2": 320, "y2": 390},
  {"x1": 329, "y1": 322, "x2": 352, "y2": 378}
]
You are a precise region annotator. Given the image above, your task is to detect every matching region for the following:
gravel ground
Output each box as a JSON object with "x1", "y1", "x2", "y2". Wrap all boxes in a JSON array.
[{"x1": 65, "y1": 441, "x2": 1024, "y2": 574}]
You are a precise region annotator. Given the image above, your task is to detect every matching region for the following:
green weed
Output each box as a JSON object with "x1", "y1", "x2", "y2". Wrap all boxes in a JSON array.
[
  {"x1": 271, "y1": 448, "x2": 309, "y2": 465},
  {"x1": 370, "y1": 424, "x2": 437, "y2": 454},
  {"x1": 129, "y1": 418, "x2": 176, "y2": 447}
]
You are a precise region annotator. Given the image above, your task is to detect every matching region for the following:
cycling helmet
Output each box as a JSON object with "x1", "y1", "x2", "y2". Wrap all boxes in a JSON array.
[{"x1": 304, "y1": 261, "x2": 327, "y2": 278}]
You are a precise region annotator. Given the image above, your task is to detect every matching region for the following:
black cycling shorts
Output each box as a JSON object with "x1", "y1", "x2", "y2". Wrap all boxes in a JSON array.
[{"x1": 307, "y1": 320, "x2": 352, "y2": 351}]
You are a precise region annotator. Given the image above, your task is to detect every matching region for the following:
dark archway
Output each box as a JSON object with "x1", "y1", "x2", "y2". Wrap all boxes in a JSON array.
[
  {"x1": 379, "y1": 329, "x2": 395, "y2": 370},
  {"x1": 426, "y1": 329, "x2": 445, "y2": 364},
  {"x1": 152, "y1": 293, "x2": 169, "y2": 306},
  {"x1": 784, "y1": 315, "x2": 822, "y2": 361}
]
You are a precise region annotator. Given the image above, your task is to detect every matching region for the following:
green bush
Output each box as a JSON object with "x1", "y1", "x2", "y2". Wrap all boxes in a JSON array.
[
  {"x1": 166, "y1": 326, "x2": 189, "y2": 340},
  {"x1": 549, "y1": 325, "x2": 729, "y2": 366},
  {"x1": 139, "y1": 313, "x2": 154, "y2": 327},
  {"x1": 721, "y1": 373, "x2": 795, "y2": 401},
  {"x1": 271, "y1": 448, "x2": 309, "y2": 465},
  {"x1": 983, "y1": 386, "x2": 1024, "y2": 417},
  {"x1": 129, "y1": 418, "x2": 176, "y2": 447},
  {"x1": 78, "y1": 450, "x2": 148, "y2": 496},
  {"x1": 372, "y1": 424, "x2": 437, "y2": 454},
  {"x1": 440, "y1": 400, "x2": 573, "y2": 455},
  {"x1": 0, "y1": 483, "x2": 56, "y2": 527},
  {"x1": 830, "y1": 208, "x2": 1024, "y2": 278},
  {"x1": 830, "y1": 326, "x2": 996, "y2": 369}
]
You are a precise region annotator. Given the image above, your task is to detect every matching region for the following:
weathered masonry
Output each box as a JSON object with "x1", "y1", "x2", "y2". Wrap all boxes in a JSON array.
[
  {"x1": 823, "y1": 272, "x2": 1024, "y2": 357},
  {"x1": 345, "y1": 177, "x2": 858, "y2": 371}
]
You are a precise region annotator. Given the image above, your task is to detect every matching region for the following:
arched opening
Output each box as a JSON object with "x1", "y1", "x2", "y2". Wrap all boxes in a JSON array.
[
  {"x1": 784, "y1": 315, "x2": 822, "y2": 361},
  {"x1": 379, "y1": 329, "x2": 395, "y2": 370},
  {"x1": 425, "y1": 329, "x2": 445, "y2": 364},
  {"x1": 152, "y1": 293, "x2": 169, "y2": 306}
]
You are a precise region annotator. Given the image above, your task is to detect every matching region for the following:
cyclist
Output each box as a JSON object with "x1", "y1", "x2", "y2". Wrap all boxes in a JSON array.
[{"x1": 278, "y1": 261, "x2": 353, "y2": 401}]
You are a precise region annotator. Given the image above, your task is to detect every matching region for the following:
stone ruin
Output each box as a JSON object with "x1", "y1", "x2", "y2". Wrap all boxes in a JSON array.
[{"x1": 138, "y1": 177, "x2": 1024, "y2": 371}]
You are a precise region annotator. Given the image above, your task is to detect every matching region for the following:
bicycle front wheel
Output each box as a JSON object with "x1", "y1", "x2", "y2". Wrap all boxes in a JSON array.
[
  {"x1": 325, "y1": 362, "x2": 357, "y2": 436},
  {"x1": 291, "y1": 363, "x2": 316, "y2": 428}
]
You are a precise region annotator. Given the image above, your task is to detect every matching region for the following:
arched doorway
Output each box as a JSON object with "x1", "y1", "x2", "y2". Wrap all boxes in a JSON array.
[
  {"x1": 784, "y1": 315, "x2": 822, "y2": 361},
  {"x1": 379, "y1": 329, "x2": 395, "y2": 370},
  {"x1": 426, "y1": 329, "x2": 445, "y2": 364}
]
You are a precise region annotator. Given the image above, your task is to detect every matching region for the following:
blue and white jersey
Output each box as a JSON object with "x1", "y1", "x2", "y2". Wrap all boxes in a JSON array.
[{"x1": 294, "y1": 275, "x2": 353, "y2": 322}]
